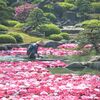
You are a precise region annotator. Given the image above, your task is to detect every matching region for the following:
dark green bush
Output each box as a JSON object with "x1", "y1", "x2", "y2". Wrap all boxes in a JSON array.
[
  {"x1": 26, "y1": 8, "x2": 49, "y2": 29},
  {"x1": 6, "y1": 20, "x2": 20, "y2": 27},
  {"x1": 91, "y1": 2, "x2": 100, "y2": 13},
  {"x1": 0, "y1": 35, "x2": 16, "y2": 43},
  {"x1": 59, "y1": 32, "x2": 70, "y2": 40},
  {"x1": 45, "y1": 13, "x2": 56, "y2": 22},
  {"x1": 0, "y1": 24, "x2": 8, "y2": 31},
  {"x1": 38, "y1": 24, "x2": 61, "y2": 36},
  {"x1": 49, "y1": 34, "x2": 63, "y2": 41},
  {"x1": 42, "y1": 4, "x2": 54, "y2": 13},
  {"x1": 88, "y1": 14, "x2": 100, "y2": 19},
  {"x1": 8, "y1": 32, "x2": 23, "y2": 43}
]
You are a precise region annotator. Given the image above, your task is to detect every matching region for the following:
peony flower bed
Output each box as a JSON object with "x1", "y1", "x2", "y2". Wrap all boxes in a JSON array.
[
  {"x1": 0, "y1": 61, "x2": 100, "y2": 99},
  {"x1": 0, "y1": 44, "x2": 99, "y2": 99},
  {"x1": 0, "y1": 47, "x2": 83, "y2": 56}
]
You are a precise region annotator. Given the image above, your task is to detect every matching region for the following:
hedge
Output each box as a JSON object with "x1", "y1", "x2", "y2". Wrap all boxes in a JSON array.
[
  {"x1": 8, "y1": 32, "x2": 23, "y2": 43},
  {"x1": 0, "y1": 35, "x2": 16, "y2": 43},
  {"x1": 0, "y1": 24, "x2": 8, "y2": 31},
  {"x1": 49, "y1": 34, "x2": 63, "y2": 41},
  {"x1": 59, "y1": 32, "x2": 70, "y2": 40},
  {"x1": 38, "y1": 24, "x2": 61, "y2": 36}
]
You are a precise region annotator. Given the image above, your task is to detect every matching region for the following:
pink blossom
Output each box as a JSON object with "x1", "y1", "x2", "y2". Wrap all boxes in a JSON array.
[{"x1": 58, "y1": 43, "x2": 78, "y2": 49}]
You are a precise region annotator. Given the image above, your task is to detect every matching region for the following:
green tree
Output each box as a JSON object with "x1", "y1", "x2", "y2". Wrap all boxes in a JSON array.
[
  {"x1": 26, "y1": 8, "x2": 49, "y2": 29},
  {"x1": 7, "y1": 0, "x2": 17, "y2": 5},
  {"x1": 77, "y1": 19, "x2": 100, "y2": 54},
  {"x1": 76, "y1": 0, "x2": 92, "y2": 21},
  {"x1": 91, "y1": 2, "x2": 100, "y2": 13},
  {"x1": 0, "y1": 0, "x2": 13, "y2": 24}
]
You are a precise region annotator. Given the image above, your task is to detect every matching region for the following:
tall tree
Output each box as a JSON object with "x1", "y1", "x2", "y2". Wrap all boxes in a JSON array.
[
  {"x1": 75, "y1": 0, "x2": 92, "y2": 21},
  {"x1": 0, "y1": 0, "x2": 13, "y2": 24},
  {"x1": 77, "y1": 19, "x2": 100, "y2": 54},
  {"x1": 26, "y1": 8, "x2": 49, "y2": 29}
]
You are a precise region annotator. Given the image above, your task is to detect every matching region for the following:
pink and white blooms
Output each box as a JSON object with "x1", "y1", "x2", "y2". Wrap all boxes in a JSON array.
[
  {"x1": 0, "y1": 43, "x2": 100, "y2": 99},
  {"x1": 58, "y1": 43, "x2": 78, "y2": 49},
  {"x1": 15, "y1": 3, "x2": 37, "y2": 16},
  {"x1": 0, "y1": 47, "x2": 83, "y2": 56},
  {"x1": 0, "y1": 61, "x2": 100, "y2": 99}
]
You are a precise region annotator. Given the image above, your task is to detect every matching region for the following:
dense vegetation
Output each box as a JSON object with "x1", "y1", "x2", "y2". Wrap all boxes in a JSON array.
[{"x1": 0, "y1": 0, "x2": 99, "y2": 54}]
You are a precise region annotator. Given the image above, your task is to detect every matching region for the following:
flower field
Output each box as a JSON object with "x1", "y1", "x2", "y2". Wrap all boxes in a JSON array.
[
  {"x1": 0, "y1": 43, "x2": 92, "y2": 57},
  {"x1": 0, "y1": 45, "x2": 83, "y2": 57},
  {"x1": 0, "y1": 61, "x2": 100, "y2": 99},
  {"x1": 0, "y1": 44, "x2": 100, "y2": 100}
]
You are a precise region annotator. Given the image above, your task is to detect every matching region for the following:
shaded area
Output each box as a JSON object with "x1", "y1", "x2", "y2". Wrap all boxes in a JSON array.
[{"x1": 48, "y1": 67, "x2": 100, "y2": 75}]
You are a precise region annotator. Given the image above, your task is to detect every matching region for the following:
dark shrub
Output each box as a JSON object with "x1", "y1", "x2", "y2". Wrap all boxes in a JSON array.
[
  {"x1": 42, "y1": 4, "x2": 54, "y2": 13},
  {"x1": 45, "y1": 13, "x2": 56, "y2": 22},
  {"x1": 91, "y1": 2, "x2": 100, "y2": 13}
]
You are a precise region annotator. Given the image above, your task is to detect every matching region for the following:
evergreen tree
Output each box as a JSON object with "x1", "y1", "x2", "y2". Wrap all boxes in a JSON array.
[{"x1": 0, "y1": 0, "x2": 13, "y2": 24}]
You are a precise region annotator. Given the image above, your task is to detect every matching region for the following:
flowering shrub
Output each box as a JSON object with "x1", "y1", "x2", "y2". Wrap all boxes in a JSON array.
[
  {"x1": 58, "y1": 43, "x2": 78, "y2": 49},
  {"x1": 15, "y1": 3, "x2": 37, "y2": 21},
  {"x1": 84, "y1": 44, "x2": 92, "y2": 49},
  {"x1": 15, "y1": 3, "x2": 35, "y2": 16}
]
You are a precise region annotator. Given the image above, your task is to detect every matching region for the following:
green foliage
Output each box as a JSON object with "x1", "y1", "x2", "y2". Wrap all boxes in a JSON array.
[
  {"x1": 32, "y1": 0, "x2": 45, "y2": 4},
  {"x1": 0, "y1": 24, "x2": 8, "y2": 31},
  {"x1": 88, "y1": 14, "x2": 100, "y2": 19},
  {"x1": 6, "y1": 20, "x2": 20, "y2": 27},
  {"x1": 0, "y1": 35, "x2": 16, "y2": 43},
  {"x1": 45, "y1": 13, "x2": 56, "y2": 22},
  {"x1": 58, "y1": 2, "x2": 75, "y2": 10},
  {"x1": 38, "y1": 24, "x2": 61, "y2": 36},
  {"x1": 7, "y1": 0, "x2": 17, "y2": 5},
  {"x1": 59, "y1": 32, "x2": 70, "y2": 40},
  {"x1": 49, "y1": 34, "x2": 63, "y2": 41},
  {"x1": 53, "y1": 2, "x2": 76, "y2": 19},
  {"x1": 0, "y1": 0, "x2": 13, "y2": 24},
  {"x1": 26, "y1": 8, "x2": 49, "y2": 29},
  {"x1": 14, "y1": 23, "x2": 24, "y2": 28},
  {"x1": 8, "y1": 32, "x2": 24, "y2": 43},
  {"x1": 76, "y1": 0, "x2": 92, "y2": 20},
  {"x1": 77, "y1": 19, "x2": 100, "y2": 54},
  {"x1": 82, "y1": 19, "x2": 100, "y2": 28},
  {"x1": 91, "y1": 2, "x2": 100, "y2": 13},
  {"x1": 64, "y1": 0, "x2": 75, "y2": 4},
  {"x1": 42, "y1": 4, "x2": 54, "y2": 12}
]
